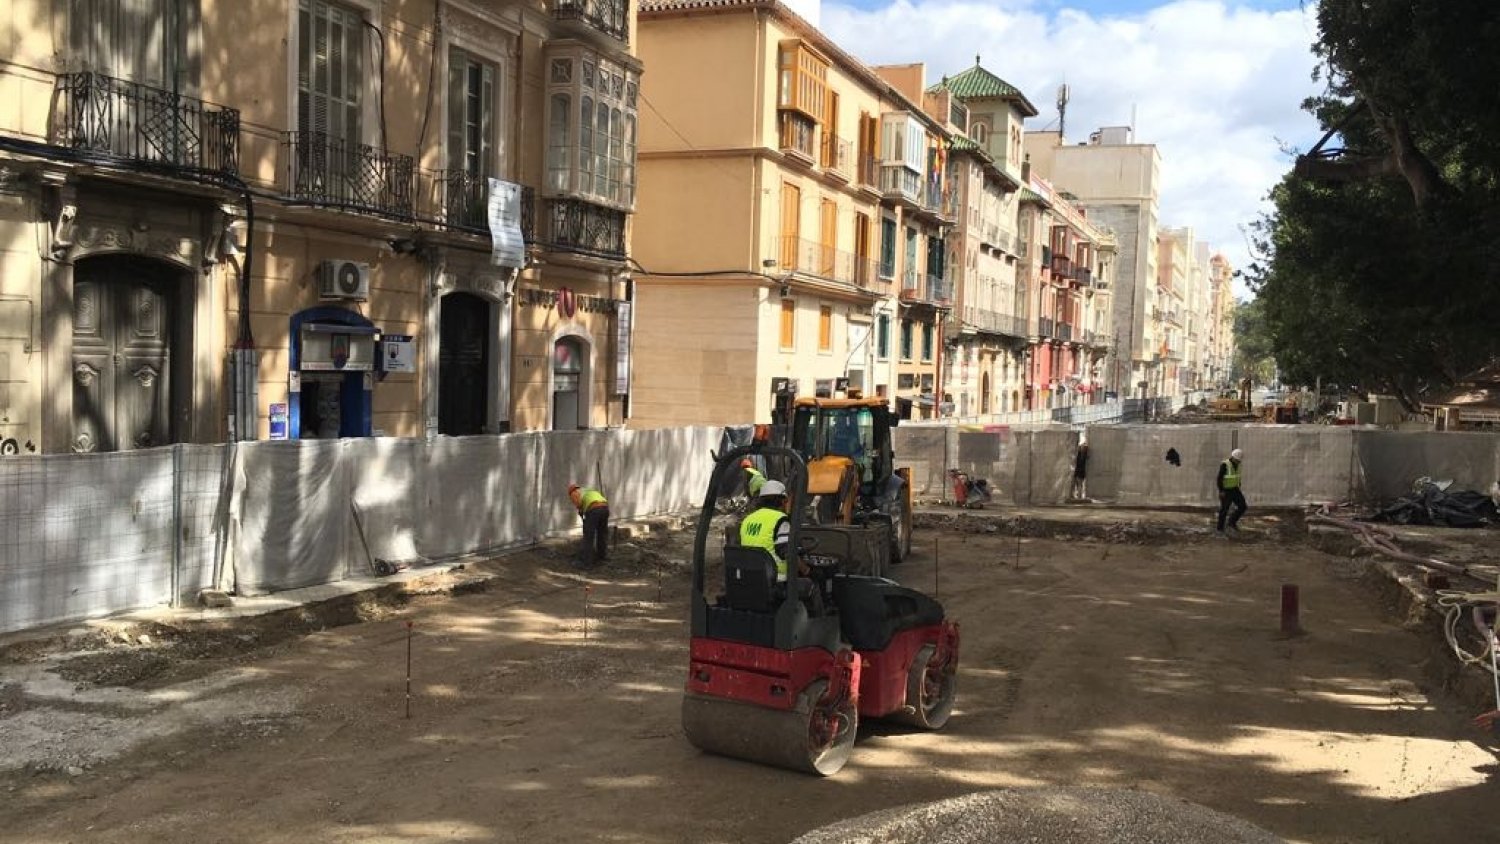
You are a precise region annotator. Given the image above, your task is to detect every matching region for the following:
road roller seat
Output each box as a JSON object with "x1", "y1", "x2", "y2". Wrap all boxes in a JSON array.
[
  {"x1": 723, "y1": 546, "x2": 779, "y2": 613},
  {"x1": 830, "y1": 576, "x2": 945, "y2": 651}
]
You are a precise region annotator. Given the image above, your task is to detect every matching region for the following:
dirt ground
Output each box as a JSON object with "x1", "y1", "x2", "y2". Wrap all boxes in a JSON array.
[{"x1": 3, "y1": 513, "x2": 1499, "y2": 844}]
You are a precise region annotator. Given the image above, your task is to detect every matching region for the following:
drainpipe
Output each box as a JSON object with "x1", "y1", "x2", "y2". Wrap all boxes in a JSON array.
[{"x1": 230, "y1": 190, "x2": 257, "y2": 441}]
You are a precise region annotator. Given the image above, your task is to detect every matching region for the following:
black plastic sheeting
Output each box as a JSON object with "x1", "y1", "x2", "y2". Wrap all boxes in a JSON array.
[{"x1": 1371, "y1": 482, "x2": 1498, "y2": 528}]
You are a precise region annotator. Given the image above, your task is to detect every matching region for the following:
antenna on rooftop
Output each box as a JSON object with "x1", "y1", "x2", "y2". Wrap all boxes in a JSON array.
[{"x1": 1056, "y1": 83, "x2": 1070, "y2": 142}]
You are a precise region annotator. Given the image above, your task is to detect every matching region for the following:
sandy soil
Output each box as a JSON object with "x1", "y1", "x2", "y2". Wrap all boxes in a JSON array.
[{"x1": 2, "y1": 518, "x2": 1498, "y2": 844}]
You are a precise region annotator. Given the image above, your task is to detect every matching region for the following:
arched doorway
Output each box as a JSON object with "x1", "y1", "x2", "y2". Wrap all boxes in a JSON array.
[
  {"x1": 552, "y1": 337, "x2": 586, "y2": 430},
  {"x1": 70, "y1": 256, "x2": 183, "y2": 452},
  {"x1": 438, "y1": 292, "x2": 491, "y2": 435},
  {"x1": 981, "y1": 371, "x2": 992, "y2": 415}
]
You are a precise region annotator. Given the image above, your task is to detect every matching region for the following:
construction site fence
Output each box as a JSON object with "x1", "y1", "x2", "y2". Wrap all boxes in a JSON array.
[
  {"x1": 910, "y1": 397, "x2": 1182, "y2": 430},
  {"x1": 0, "y1": 427, "x2": 720, "y2": 635},
  {"x1": 896, "y1": 424, "x2": 1500, "y2": 511}
]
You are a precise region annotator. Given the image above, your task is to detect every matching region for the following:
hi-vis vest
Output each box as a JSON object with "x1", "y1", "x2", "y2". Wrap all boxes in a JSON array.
[
  {"x1": 578, "y1": 488, "x2": 607, "y2": 514},
  {"x1": 1221, "y1": 460, "x2": 1241, "y2": 490},
  {"x1": 740, "y1": 508, "x2": 788, "y2": 581},
  {"x1": 744, "y1": 467, "x2": 766, "y2": 497}
]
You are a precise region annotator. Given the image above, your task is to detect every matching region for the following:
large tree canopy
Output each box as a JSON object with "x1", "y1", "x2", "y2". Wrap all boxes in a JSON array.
[{"x1": 1247, "y1": 0, "x2": 1500, "y2": 408}]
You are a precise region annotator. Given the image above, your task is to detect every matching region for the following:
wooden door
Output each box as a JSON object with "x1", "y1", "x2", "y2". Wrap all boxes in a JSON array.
[
  {"x1": 72, "y1": 260, "x2": 174, "y2": 453},
  {"x1": 438, "y1": 292, "x2": 491, "y2": 436}
]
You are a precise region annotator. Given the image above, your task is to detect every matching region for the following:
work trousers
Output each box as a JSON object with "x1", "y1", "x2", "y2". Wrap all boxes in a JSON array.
[
  {"x1": 1217, "y1": 488, "x2": 1247, "y2": 531},
  {"x1": 581, "y1": 506, "x2": 610, "y2": 566}
]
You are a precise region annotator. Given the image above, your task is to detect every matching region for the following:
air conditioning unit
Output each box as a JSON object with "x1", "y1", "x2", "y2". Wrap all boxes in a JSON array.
[{"x1": 319, "y1": 260, "x2": 371, "y2": 301}]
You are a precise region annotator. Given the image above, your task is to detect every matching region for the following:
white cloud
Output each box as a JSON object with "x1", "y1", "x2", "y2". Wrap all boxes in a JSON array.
[{"x1": 819, "y1": 0, "x2": 1324, "y2": 295}]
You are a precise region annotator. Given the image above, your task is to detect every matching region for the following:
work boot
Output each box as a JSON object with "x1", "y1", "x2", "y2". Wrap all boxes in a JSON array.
[
  {"x1": 1214, "y1": 529, "x2": 1227, "y2": 539},
  {"x1": 1227, "y1": 525, "x2": 1241, "y2": 537}
]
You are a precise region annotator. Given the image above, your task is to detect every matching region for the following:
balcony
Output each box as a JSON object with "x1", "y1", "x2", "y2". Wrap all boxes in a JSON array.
[
  {"x1": 1057, "y1": 323, "x2": 1074, "y2": 342},
  {"x1": 900, "y1": 270, "x2": 950, "y2": 306},
  {"x1": 1050, "y1": 255, "x2": 1074, "y2": 280},
  {"x1": 880, "y1": 164, "x2": 923, "y2": 207},
  {"x1": 962, "y1": 306, "x2": 1028, "y2": 339},
  {"x1": 540, "y1": 195, "x2": 626, "y2": 261},
  {"x1": 285, "y1": 131, "x2": 414, "y2": 219},
  {"x1": 1037, "y1": 316, "x2": 1054, "y2": 338},
  {"x1": 774, "y1": 236, "x2": 878, "y2": 288},
  {"x1": 554, "y1": 0, "x2": 629, "y2": 44},
  {"x1": 55, "y1": 72, "x2": 240, "y2": 177},
  {"x1": 1077, "y1": 267, "x2": 1095, "y2": 287},
  {"x1": 820, "y1": 133, "x2": 851, "y2": 179}
]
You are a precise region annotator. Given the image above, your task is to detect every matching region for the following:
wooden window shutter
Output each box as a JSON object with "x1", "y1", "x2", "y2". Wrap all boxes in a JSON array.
[
  {"x1": 480, "y1": 62, "x2": 495, "y2": 178},
  {"x1": 780, "y1": 299, "x2": 796, "y2": 349},
  {"x1": 446, "y1": 49, "x2": 467, "y2": 173}
]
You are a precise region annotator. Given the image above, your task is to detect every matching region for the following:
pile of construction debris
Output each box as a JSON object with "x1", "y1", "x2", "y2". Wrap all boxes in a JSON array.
[{"x1": 1370, "y1": 479, "x2": 1498, "y2": 528}]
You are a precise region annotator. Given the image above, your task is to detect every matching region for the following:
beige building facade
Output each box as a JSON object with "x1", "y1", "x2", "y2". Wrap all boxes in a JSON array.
[
  {"x1": 630, "y1": 0, "x2": 953, "y2": 428},
  {"x1": 0, "y1": 0, "x2": 637, "y2": 454}
]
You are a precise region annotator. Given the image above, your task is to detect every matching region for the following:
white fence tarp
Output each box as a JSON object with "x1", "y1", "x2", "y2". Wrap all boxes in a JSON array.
[{"x1": 0, "y1": 426, "x2": 723, "y2": 634}]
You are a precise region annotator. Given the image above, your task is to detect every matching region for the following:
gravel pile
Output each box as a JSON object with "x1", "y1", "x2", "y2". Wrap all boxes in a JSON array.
[{"x1": 791, "y1": 788, "x2": 1284, "y2": 844}]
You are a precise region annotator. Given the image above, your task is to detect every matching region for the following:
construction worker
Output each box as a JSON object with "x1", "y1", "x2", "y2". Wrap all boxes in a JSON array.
[
  {"x1": 568, "y1": 482, "x2": 610, "y2": 567},
  {"x1": 1215, "y1": 448, "x2": 1247, "y2": 538},
  {"x1": 740, "y1": 480, "x2": 794, "y2": 581},
  {"x1": 740, "y1": 458, "x2": 766, "y2": 499}
]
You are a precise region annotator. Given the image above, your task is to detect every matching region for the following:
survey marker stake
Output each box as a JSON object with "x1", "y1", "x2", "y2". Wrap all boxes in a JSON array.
[
  {"x1": 404, "y1": 620, "x2": 413, "y2": 720},
  {"x1": 584, "y1": 585, "x2": 592, "y2": 640},
  {"x1": 934, "y1": 536, "x2": 940, "y2": 599}
]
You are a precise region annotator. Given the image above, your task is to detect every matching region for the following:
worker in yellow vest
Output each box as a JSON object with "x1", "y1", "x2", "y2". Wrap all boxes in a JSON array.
[
  {"x1": 739, "y1": 480, "x2": 823, "y2": 614},
  {"x1": 1215, "y1": 448, "x2": 1247, "y2": 538},
  {"x1": 740, "y1": 458, "x2": 767, "y2": 499},
  {"x1": 568, "y1": 482, "x2": 610, "y2": 568}
]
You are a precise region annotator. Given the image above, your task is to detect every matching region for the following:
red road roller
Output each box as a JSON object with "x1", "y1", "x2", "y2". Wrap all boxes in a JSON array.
[{"x1": 682, "y1": 445, "x2": 960, "y2": 775}]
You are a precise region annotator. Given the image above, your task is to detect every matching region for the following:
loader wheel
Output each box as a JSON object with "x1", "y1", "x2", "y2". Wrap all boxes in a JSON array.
[{"x1": 892, "y1": 644, "x2": 956, "y2": 730}]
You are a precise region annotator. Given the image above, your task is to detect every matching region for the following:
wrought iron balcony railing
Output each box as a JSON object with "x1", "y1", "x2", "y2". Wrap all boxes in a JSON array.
[
  {"x1": 1038, "y1": 316, "x2": 1055, "y2": 338},
  {"x1": 1057, "y1": 322, "x2": 1074, "y2": 342},
  {"x1": 821, "y1": 133, "x2": 851, "y2": 177},
  {"x1": 772, "y1": 236, "x2": 877, "y2": 288},
  {"x1": 285, "y1": 131, "x2": 414, "y2": 219},
  {"x1": 899, "y1": 267, "x2": 921, "y2": 299},
  {"x1": 439, "y1": 169, "x2": 487, "y2": 232},
  {"x1": 880, "y1": 165, "x2": 922, "y2": 206},
  {"x1": 856, "y1": 154, "x2": 878, "y2": 190},
  {"x1": 779, "y1": 113, "x2": 817, "y2": 162},
  {"x1": 925, "y1": 273, "x2": 952, "y2": 305},
  {"x1": 554, "y1": 0, "x2": 629, "y2": 43},
  {"x1": 540, "y1": 195, "x2": 626, "y2": 261},
  {"x1": 55, "y1": 72, "x2": 240, "y2": 177},
  {"x1": 961, "y1": 307, "x2": 1028, "y2": 339}
]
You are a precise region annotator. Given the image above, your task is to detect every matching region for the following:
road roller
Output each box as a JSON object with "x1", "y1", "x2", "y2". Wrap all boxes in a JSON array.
[{"x1": 682, "y1": 444, "x2": 960, "y2": 776}]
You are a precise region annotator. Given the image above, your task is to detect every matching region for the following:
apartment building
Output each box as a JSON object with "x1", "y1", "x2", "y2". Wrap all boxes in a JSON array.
[
  {"x1": 0, "y1": 0, "x2": 636, "y2": 454},
  {"x1": 1155, "y1": 227, "x2": 1192, "y2": 398},
  {"x1": 1025, "y1": 126, "x2": 1160, "y2": 400},
  {"x1": 926, "y1": 61, "x2": 1032, "y2": 418},
  {"x1": 630, "y1": 0, "x2": 954, "y2": 427},
  {"x1": 1208, "y1": 252, "x2": 1235, "y2": 389},
  {"x1": 1018, "y1": 176, "x2": 1115, "y2": 409}
]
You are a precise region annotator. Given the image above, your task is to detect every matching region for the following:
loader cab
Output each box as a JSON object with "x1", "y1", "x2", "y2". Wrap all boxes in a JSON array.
[{"x1": 790, "y1": 400, "x2": 895, "y2": 494}]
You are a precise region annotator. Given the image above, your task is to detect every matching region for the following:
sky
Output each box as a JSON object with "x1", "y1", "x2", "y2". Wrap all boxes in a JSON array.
[{"x1": 805, "y1": 0, "x2": 1325, "y2": 298}]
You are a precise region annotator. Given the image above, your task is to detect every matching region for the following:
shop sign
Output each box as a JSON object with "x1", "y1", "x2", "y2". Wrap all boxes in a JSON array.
[
  {"x1": 269, "y1": 403, "x2": 288, "y2": 440},
  {"x1": 381, "y1": 334, "x2": 416, "y2": 373},
  {"x1": 614, "y1": 301, "x2": 632, "y2": 396}
]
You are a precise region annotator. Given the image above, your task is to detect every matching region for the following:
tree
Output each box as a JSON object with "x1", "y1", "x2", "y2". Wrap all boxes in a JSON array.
[
  {"x1": 1251, "y1": 0, "x2": 1500, "y2": 409},
  {"x1": 1230, "y1": 298, "x2": 1275, "y2": 386}
]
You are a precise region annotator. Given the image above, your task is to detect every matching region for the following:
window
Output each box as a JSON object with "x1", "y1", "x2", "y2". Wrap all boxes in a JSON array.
[
  {"x1": 818, "y1": 199, "x2": 836, "y2": 277},
  {"x1": 545, "y1": 47, "x2": 638, "y2": 208},
  {"x1": 298, "y1": 0, "x2": 363, "y2": 142},
  {"x1": 780, "y1": 298, "x2": 796, "y2": 349},
  {"x1": 818, "y1": 306, "x2": 833, "y2": 352},
  {"x1": 448, "y1": 48, "x2": 495, "y2": 178},
  {"x1": 779, "y1": 112, "x2": 816, "y2": 159},
  {"x1": 904, "y1": 226, "x2": 917, "y2": 285},
  {"x1": 921, "y1": 322, "x2": 934, "y2": 361},
  {"x1": 777, "y1": 42, "x2": 829, "y2": 121},
  {"x1": 74, "y1": 0, "x2": 191, "y2": 86},
  {"x1": 900, "y1": 319, "x2": 913, "y2": 360},
  {"x1": 876, "y1": 313, "x2": 890, "y2": 359},
  {"x1": 971, "y1": 121, "x2": 988, "y2": 146},
  {"x1": 879, "y1": 217, "x2": 897, "y2": 278}
]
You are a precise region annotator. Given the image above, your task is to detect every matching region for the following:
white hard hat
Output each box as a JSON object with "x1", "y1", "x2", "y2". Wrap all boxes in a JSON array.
[
  {"x1": 1230, "y1": 448, "x2": 1244, "y2": 460},
  {"x1": 759, "y1": 480, "x2": 787, "y2": 498}
]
